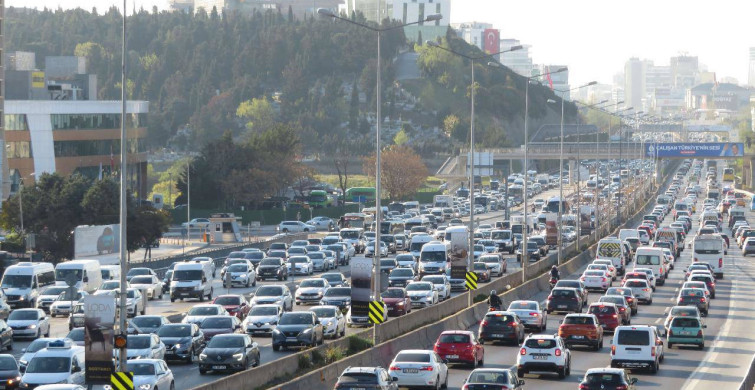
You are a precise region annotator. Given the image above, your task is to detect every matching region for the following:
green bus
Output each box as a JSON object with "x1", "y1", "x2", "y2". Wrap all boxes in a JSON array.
[
  {"x1": 345, "y1": 187, "x2": 376, "y2": 203},
  {"x1": 308, "y1": 190, "x2": 333, "y2": 208}
]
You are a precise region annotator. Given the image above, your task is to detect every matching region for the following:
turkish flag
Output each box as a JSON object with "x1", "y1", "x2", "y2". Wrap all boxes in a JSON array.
[{"x1": 484, "y1": 29, "x2": 500, "y2": 54}]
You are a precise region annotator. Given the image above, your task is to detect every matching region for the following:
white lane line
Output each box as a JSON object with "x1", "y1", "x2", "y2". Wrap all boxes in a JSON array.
[{"x1": 654, "y1": 318, "x2": 661, "y2": 324}]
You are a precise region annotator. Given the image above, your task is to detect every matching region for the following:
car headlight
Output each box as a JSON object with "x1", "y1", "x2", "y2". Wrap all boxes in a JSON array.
[
  {"x1": 19, "y1": 296, "x2": 26, "y2": 301},
  {"x1": 174, "y1": 344, "x2": 182, "y2": 350},
  {"x1": 239, "y1": 274, "x2": 247, "y2": 279},
  {"x1": 27, "y1": 324, "x2": 37, "y2": 329},
  {"x1": 194, "y1": 286, "x2": 203, "y2": 290},
  {"x1": 272, "y1": 329, "x2": 282, "y2": 335},
  {"x1": 199, "y1": 353, "x2": 208, "y2": 360},
  {"x1": 269, "y1": 321, "x2": 277, "y2": 325},
  {"x1": 233, "y1": 353, "x2": 244, "y2": 361},
  {"x1": 139, "y1": 384, "x2": 152, "y2": 390},
  {"x1": 301, "y1": 328, "x2": 312, "y2": 334},
  {"x1": 7, "y1": 376, "x2": 20, "y2": 385}
]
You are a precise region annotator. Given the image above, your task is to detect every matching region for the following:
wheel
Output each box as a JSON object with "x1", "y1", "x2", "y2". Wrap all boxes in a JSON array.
[
  {"x1": 698, "y1": 342, "x2": 705, "y2": 350},
  {"x1": 253, "y1": 352, "x2": 260, "y2": 367},
  {"x1": 199, "y1": 368, "x2": 206, "y2": 375},
  {"x1": 442, "y1": 373, "x2": 448, "y2": 389},
  {"x1": 517, "y1": 369, "x2": 525, "y2": 378},
  {"x1": 479, "y1": 338, "x2": 485, "y2": 345},
  {"x1": 471, "y1": 356, "x2": 478, "y2": 369},
  {"x1": 273, "y1": 344, "x2": 280, "y2": 351},
  {"x1": 566, "y1": 361, "x2": 571, "y2": 376},
  {"x1": 668, "y1": 342, "x2": 673, "y2": 349},
  {"x1": 158, "y1": 292, "x2": 163, "y2": 300},
  {"x1": 282, "y1": 229, "x2": 288, "y2": 233},
  {"x1": 649, "y1": 361, "x2": 659, "y2": 374},
  {"x1": 478, "y1": 353, "x2": 484, "y2": 367},
  {"x1": 199, "y1": 293, "x2": 205, "y2": 302},
  {"x1": 246, "y1": 279, "x2": 250, "y2": 288},
  {"x1": 558, "y1": 367, "x2": 566, "y2": 379},
  {"x1": 141, "y1": 306, "x2": 146, "y2": 315},
  {"x1": 171, "y1": 297, "x2": 176, "y2": 302},
  {"x1": 185, "y1": 347, "x2": 193, "y2": 363},
  {"x1": 170, "y1": 382, "x2": 175, "y2": 390},
  {"x1": 44, "y1": 327, "x2": 50, "y2": 337}
]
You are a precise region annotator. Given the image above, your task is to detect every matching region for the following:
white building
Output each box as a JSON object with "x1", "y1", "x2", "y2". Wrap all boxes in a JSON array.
[
  {"x1": 749, "y1": 47, "x2": 755, "y2": 87},
  {"x1": 539, "y1": 65, "x2": 569, "y2": 99},
  {"x1": 500, "y1": 39, "x2": 533, "y2": 77},
  {"x1": 392, "y1": 0, "x2": 450, "y2": 43},
  {"x1": 451, "y1": 22, "x2": 492, "y2": 50}
]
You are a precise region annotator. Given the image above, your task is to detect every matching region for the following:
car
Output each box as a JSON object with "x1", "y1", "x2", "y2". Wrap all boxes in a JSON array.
[
  {"x1": 664, "y1": 305, "x2": 702, "y2": 331},
  {"x1": 128, "y1": 275, "x2": 163, "y2": 300},
  {"x1": 157, "y1": 323, "x2": 205, "y2": 363},
  {"x1": 278, "y1": 221, "x2": 316, "y2": 233},
  {"x1": 65, "y1": 327, "x2": 85, "y2": 347},
  {"x1": 250, "y1": 285, "x2": 293, "y2": 311},
  {"x1": 255, "y1": 258, "x2": 288, "y2": 281},
  {"x1": 516, "y1": 334, "x2": 571, "y2": 379},
  {"x1": 598, "y1": 295, "x2": 632, "y2": 324},
  {"x1": 365, "y1": 241, "x2": 388, "y2": 258},
  {"x1": 34, "y1": 286, "x2": 68, "y2": 313},
  {"x1": 546, "y1": 288, "x2": 583, "y2": 314},
  {"x1": 182, "y1": 304, "x2": 230, "y2": 326},
  {"x1": 272, "y1": 312, "x2": 324, "y2": 351},
  {"x1": 310, "y1": 305, "x2": 346, "y2": 339},
  {"x1": 127, "y1": 315, "x2": 170, "y2": 335},
  {"x1": 321, "y1": 272, "x2": 349, "y2": 288},
  {"x1": 380, "y1": 288, "x2": 411, "y2": 317},
  {"x1": 334, "y1": 366, "x2": 398, "y2": 390},
  {"x1": 580, "y1": 270, "x2": 612, "y2": 292},
  {"x1": 182, "y1": 218, "x2": 211, "y2": 230},
  {"x1": 667, "y1": 316, "x2": 706, "y2": 350},
  {"x1": 432, "y1": 330, "x2": 484, "y2": 367},
  {"x1": 198, "y1": 315, "x2": 242, "y2": 341},
  {"x1": 420, "y1": 275, "x2": 451, "y2": 301},
  {"x1": 472, "y1": 262, "x2": 492, "y2": 283},
  {"x1": 388, "y1": 349, "x2": 448, "y2": 389},
  {"x1": 610, "y1": 325, "x2": 664, "y2": 373},
  {"x1": 125, "y1": 268, "x2": 158, "y2": 283},
  {"x1": 225, "y1": 261, "x2": 257, "y2": 288},
  {"x1": 558, "y1": 313, "x2": 604, "y2": 350},
  {"x1": 7, "y1": 309, "x2": 49, "y2": 339},
  {"x1": 198, "y1": 334, "x2": 260, "y2": 374},
  {"x1": 306, "y1": 216, "x2": 336, "y2": 231},
  {"x1": 287, "y1": 256, "x2": 314, "y2": 275},
  {"x1": 295, "y1": 278, "x2": 331, "y2": 305},
  {"x1": 622, "y1": 270, "x2": 655, "y2": 291},
  {"x1": 478, "y1": 311, "x2": 525, "y2": 345},
  {"x1": 242, "y1": 304, "x2": 283, "y2": 336},
  {"x1": 506, "y1": 300, "x2": 547, "y2": 331},
  {"x1": 308, "y1": 252, "x2": 331, "y2": 272},
  {"x1": 479, "y1": 255, "x2": 507, "y2": 277},
  {"x1": 688, "y1": 273, "x2": 716, "y2": 298},
  {"x1": 586, "y1": 302, "x2": 623, "y2": 331},
  {"x1": 589, "y1": 261, "x2": 616, "y2": 280},
  {"x1": 213, "y1": 295, "x2": 251, "y2": 319},
  {"x1": 319, "y1": 287, "x2": 352, "y2": 310},
  {"x1": 553, "y1": 280, "x2": 589, "y2": 306},
  {"x1": 108, "y1": 288, "x2": 145, "y2": 317},
  {"x1": 405, "y1": 282, "x2": 438, "y2": 309},
  {"x1": 676, "y1": 288, "x2": 709, "y2": 316},
  {"x1": 50, "y1": 290, "x2": 88, "y2": 318},
  {"x1": 462, "y1": 368, "x2": 525, "y2": 389},
  {"x1": 125, "y1": 334, "x2": 166, "y2": 360},
  {"x1": 388, "y1": 268, "x2": 416, "y2": 288},
  {"x1": 622, "y1": 279, "x2": 653, "y2": 304},
  {"x1": 578, "y1": 367, "x2": 638, "y2": 390},
  {"x1": 18, "y1": 338, "x2": 57, "y2": 372},
  {"x1": 606, "y1": 287, "x2": 638, "y2": 315}
]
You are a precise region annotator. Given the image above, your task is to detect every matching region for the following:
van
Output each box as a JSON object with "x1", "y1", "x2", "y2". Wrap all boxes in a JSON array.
[
  {"x1": 692, "y1": 234, "x2": 725, "y2": 278},
  {"x1": 170, "y1": 261, "x2": 214, "y2": 302},
  {"x1": 418, "y1": 241, "x2": 449, "y2": 277},
  {"x1": 654, "y1": 228, "x2": 680, "y2": 257},
  {"x1": 618, "y1": 229, "x2": 639, "y2": 243},
  {"x1": 54, "y1": 260, "x2": 102, "y2": 293},
  {"x1": 20, "y1": 339, "x2": 86, "y2": 387},
  {"x1": 610, "y1": 325, "x2": 664, "y2": 373},
  {"x1": 634, "y1": 247, "x2": 666, "y2": 285},
  {"x1": 699, "y1": 210, "x2": 720, "y2": 231},
  {"x1": 596, "y1": 238, "x2": 627, "y2": 275},
  {"x1": 409, "y1": 234, "x2": 433, "y2": 259},
  {"x1": 339, "y1": 228, "x2": 365, "y2": 254},
  {"x1": 100, "y1": 265, "x2": 120, "y2": 281},
  {"x1": 0, "y1": 262, "x2": 55, "y2": 309}
]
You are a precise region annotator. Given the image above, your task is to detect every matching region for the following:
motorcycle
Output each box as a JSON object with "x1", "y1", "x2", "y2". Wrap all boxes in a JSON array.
[{"x1": 549, "y1": 277, "x2": 559, "y2": 290}]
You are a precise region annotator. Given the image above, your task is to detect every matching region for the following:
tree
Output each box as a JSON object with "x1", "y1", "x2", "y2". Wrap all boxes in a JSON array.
[
  {"x1": 393, "y1": 128, "x2": 409, "y2": 145},
  {"x1": 362, "y1": 145, "x2": 428, "y2": 201},
  {"x1": 236, "y1": 97, "x2": 276, "y2": 137}
]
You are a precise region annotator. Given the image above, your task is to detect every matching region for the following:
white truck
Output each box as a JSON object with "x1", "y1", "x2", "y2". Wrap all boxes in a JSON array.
[{"x1": 433, "y1": 195, "x2": 453, "y2": 208}]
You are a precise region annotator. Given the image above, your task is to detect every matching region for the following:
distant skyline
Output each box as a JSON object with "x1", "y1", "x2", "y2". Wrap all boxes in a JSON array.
[{"x1": 9, "y1": 0, "x2": 755, "y2": 88}]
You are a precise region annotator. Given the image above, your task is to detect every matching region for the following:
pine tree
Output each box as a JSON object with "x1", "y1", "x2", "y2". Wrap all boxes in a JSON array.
[{"x1": 288, "y1": 5, "x2": 294, "y2": 22}]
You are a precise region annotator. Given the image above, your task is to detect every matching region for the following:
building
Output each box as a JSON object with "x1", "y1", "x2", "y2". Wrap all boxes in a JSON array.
[
  {"x1": 670, "y1": 55, "x2": 699, "y2": 89},
  {"x1": 0, "y1": 0, "x2": 7, "y2": 201},
  {"x1": 169, "y1": 0, "x2": 194, "y2": 13},
  {"x1": 392, "y1": 0, "x2": 450, "y2": 44},
  {"x1": 539, "y1": 65, "x2": 569, "y2": 99},
  {"x1": 686, "y1": 83, "x2": 751, "y2": 112},
  {"x1": 624, "y1": 57, "x2": 645, "y2": 111},
  {"x1": 5, "y1": 51, "x2": 36, "y2": 71},
  {"x1": 749, "y1": 48, "x2": 755, "y2": 87},
  {"x1": 451, "y1": 22, "x2": 492, "y2": 50},
  {"x1": 339, "y1": 0, "x2": 388, "y2": 22},
  {"x1": 4, "y1": 101, "x2": 149, "y2": 196},
  {"x1": 500, "y1": 38, "x2": 533, "y2": 77},
  {"x1": 6, "y1": 55, "x2": 98, "y2": 101}
]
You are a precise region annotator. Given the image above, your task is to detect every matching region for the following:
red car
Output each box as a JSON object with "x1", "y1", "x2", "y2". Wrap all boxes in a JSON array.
[
  {"x1": 433, "y1": 330, "x2": 484, "y2": 367},
  {"x1": 586, "y1": 303, "x2": 621, "y2": 331},
  {"x1": 212, "y1": 294, "x2": 250, "y2": 320},
  {"x1": 380, "y1": 287, "x2": 411, "y2": 316}
]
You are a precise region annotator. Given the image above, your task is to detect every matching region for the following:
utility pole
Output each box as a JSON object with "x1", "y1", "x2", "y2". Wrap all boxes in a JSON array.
[{"x1": 117, "y1": 0, "x2": 128, "y2": 371}]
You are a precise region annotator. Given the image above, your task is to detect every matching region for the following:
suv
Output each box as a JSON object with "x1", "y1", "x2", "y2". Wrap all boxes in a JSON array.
[
  {"x1": 546, "y1": 288, "x2": 583, "y2": 314},
  {"x1": 516, "y1": 334, "x2": 571, "y2": 379},
  {"x1": 557, "y1": 313, "x2": 603, "y2": 350},
  {"x1": 553, "y1": 280, "x2": 589, "y2": 306},
  {"x1": 610, "y1": 325, "x2": 664, "y2": 373},
  {"x1": 578, "y1": 367, "x2": 638, "y2": 390},
  {"x1": 334, "y1": 366, "x2": 398, "y2": 390}
]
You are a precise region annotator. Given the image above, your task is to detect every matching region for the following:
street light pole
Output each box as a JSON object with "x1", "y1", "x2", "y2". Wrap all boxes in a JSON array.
[{"x1": 118, "y1": 0, "x2": 128, "y2": 370}]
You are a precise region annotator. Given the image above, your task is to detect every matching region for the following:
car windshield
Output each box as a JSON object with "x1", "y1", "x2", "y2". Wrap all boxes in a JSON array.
[
  {"x1": 290, "y1": 257, "x2": 308, "y2": 264},
  {"x1": 589, "y1": 305, "x2": 616, "y2": 314},
  {"x1": 26, "y1": 339, "x2": 51, "y2": 353},
  {"x1": 563, "y1": 316, "x2": 594, "y2": 325},
  {"x1": 616, "y1": 330, "x2": 650, "y2": 345},
  {"x1": 420, "y1": 251, "x2": 446, "y2": 262},
  {"x1": 128, "y1": 336, "x2": 151, "y2": 349},
  {"x1": 188, "y1": 307, "x2": 218, "y2": 316},
  {"x1": 524, "y1": 338, "x2": 557, "y2": 349},
  {"x1": 279, "y1": 313, "x2": 313, "y2": 325},
  {"x1": 551, "y1": 289, "x2": 575, "y2": 298},
  {"x1": 474, "y1": 263, "x2": 488, "y2": 271},
  {"x1": 509, "y1": 302, "x2": 537, "y2": 310},
  {"x1": 439, "y1": 334, "x2": 470, "y2": 343},
  {"x1": 309, "y1": 253, "x2": 324, "y2": 260},
  {"x1": 130, "y1": 276, "x2": 153, "y2": 284},
  {"x1": 467, "y1": 370, "x2": 510, "y2": 384},
  {"x1": 636, "y1": 255, "x2": 661, "y2": 265},
  {"x1": 201, "y1": 318, "x2": 232, "y2": 329},
  {"x1": 391, "y1": 269, "x2": 413, "y2": 277},
  {"x1": 322, "y1": 274, "x2": 342, "y2": 283},
  {"x1": 311, "y1": 307, "x2": 337, "y2": 318},
  {"x1": 1, "y1": 274, "x2": 32, "y2": 288},
  {"x1": 228, "y1": 264, "x2": 248, "y2": 272},
  {"x1": 260, "y1": 259, "x2": 281, "y2": 266},
  {"x1": 338, "y1": 373, "x2": 378, "y2": 384},
  {"x1": 173, "y1": 270, "x2": 203, "y2": 281},
  {"x1": 207, "y1": 336, "x2": 245, "y2": 348},
  {"x1": 131, "y1": 317, "x2": 161, "y2": 328},
  {"x1": 256, "y1": 286, "x2": 283, "y2": 297},
  {"x1": 626, "y1": 280, "x2": 647, "y2": 287},
  {"x1": 127, "y1": 269, "x2": 150, "y2": 277},
  {"x1": 157, "y1": 325, "x2": 191, "y2": 338},
  {"x1": 127, "y1": 363, "x2": 155, "y2": 376},
  {"x1": 9, "y1": 310, "x2": 37, "y2": 320},
  {"x1": 324, "y1": 287, "x2": 350, "y2": 297},
  {"x1": 406, "y1": 283, "x2": 431, "y2": 291},
  {"x1": 484, "y1": 314, "x2": 514, "y2": 323},
  {"x1": 26, "y1": 357, "x2": 70, "y2": 373},
  {"x1": 672, "y1": 318, "x2": 700, "y2": 328},
  {"x1": 396, "y1": 255, "x2": 414, "y2": 262},
  {"x1": 215, "y1": 296, "x2": 242, "y2": 305},
  {"x1": 228, "y1": 252, "x2": 246, "y2": 259},
  {"x1": 67, "y1": 328, "x2": 85, "y2": 341},
  {"x1": 381, "y1": 289, "x2": 404, "y2": 299},
  {"x1": 681, "y1": 289, "x2": 704, "y2": 297},
  {"x1": 41, "y1": 286, "x2": 68, "y2": 296},
  {"x1": 671, "y1": 307, "x2": 698, "y2": 317},
  {"x1": 249, "y1": 306, "x2": 278, "y2": 316},
  {"x1": 395, "y1": 352, "x2": 431, "y2": 363},
  {"x1": 100, "y1": 282, "x2": 120, "y2": 290},
  {"x1": 300, "y1": 279, "x2": 325, "y2": 288},
  {"x1": 55, "y1": 269, "x2": 82, "y2": 281},
  {"x1": 424, "y1": 277, "x2": 443, "y2": 284},
  {"x1": 585, "y1": 373, "x2": 623, "y2": 385}
]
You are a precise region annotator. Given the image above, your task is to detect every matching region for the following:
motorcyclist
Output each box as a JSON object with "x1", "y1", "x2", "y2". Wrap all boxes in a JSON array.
[
  {"x1": 488, "y1": 290, "x2": 502, "y2": 310},
  {"x1": 550, "y1": 265, "x2": 560, "y2": 280}
]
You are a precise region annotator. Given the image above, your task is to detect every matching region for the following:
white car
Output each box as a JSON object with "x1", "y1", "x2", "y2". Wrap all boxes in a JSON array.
[
  {"x1": 364, "y1": 241, "x2": 388, "y2": 257},
  {"x1": 311, "y1": 305, "x2": 346, "y2": 339},
  {"x1": 35, "y1": 286, "x2": 69, "y2": 313},
  {"x1": 321, "y1": 250, "x2": 337, "y2": 270},
  {"x1": 127, "y1": 315, "x2": 171, "y2": 335},
  {"x1": 182, "y1": 218, "x2": 211, "y2": 230},
  {"x1": 507, "y1": 300, "x2": 547, "y2": 332},
  {"x1": 181, "y1": 304, "x2": 229, "y2": 325},
  {"x1": 243, "y1": 304, "x2": 283, "y2": 335},
  {"x1": 622, "y1": 279, "x2": 653, "y2": 304},
  {"x1": 295, "y1": 278, "x2": 331, "y2": 305},
  {"x1": 661, "y1": 248, "x2": 675, "y2": 270},
  {"x1": 287, "y1": 256, "x2": 313, "y2": 275},
  {"x1": 278, "y1": 221, "x2": 316, "y2": 233},
  {"x1": 633, "y1": 267, "x2": 658, "y2": 289},
  {"x1": 305, "y1": 217, "x2": 335, "y2": 231},
  {"x1": 580, "y1": 270, "x2": 611, "y2": 291},
  {"x1": 420, "y1": 275, "x2": 451, "y2": 301},
  {"x1": 125, "y1": 334, "x2": 166, "y2": 360},
  {"x1": 479, "y1": 255, "x2": 506, "y2": 277},
  {"x1": 108, "y1": 288, "x2": 145, "y2": 318},
  {"x1": 18, "y1": 337, "x2": 56, "y2": 371},
  {"x1": 307, "y1": 252, "x2": 330, "y2": 272},
  {"x1": 126, "y1": 359, "x2": 174, "y2": 390},
  {"x1": 226, "y1": 262, "x2": 257, "y2": 288},
  {"x1": 250, "y1": 285, "x2": 293, "y2": 311},
  {"x1": 610, "y1": 325, "x2": 664, "y2": 373},
  {"x1": 7, "y1": 308, "x2": 50, "y2": 338},
  {"x1": 516, "y1": 334, "x2": 571, "y2": 378},
  {"x1": 50, "y1": 290, "x2": 88, "y2": 318},
  {"x1": 389, "y1": 349, "x2": 448, "y2": 389},
  {"x1": 405, "y1": 282, "x2": 439, "y2": 309},
  {"x1": 128, "y1": 275, "x2": 163, "y2": 300},
  {"x1": 590, "y1": 260, "x2": 617, "y2": 279},
  {"x1": 93, "y1": 280, "x2": 125, "y2": 296}
]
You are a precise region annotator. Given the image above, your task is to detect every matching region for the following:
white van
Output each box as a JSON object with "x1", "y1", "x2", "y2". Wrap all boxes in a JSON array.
[
  {"x1": 170, "y1": 261, "x2": 214, "y2": 302},
  {"x1": 100, "y1": 265, "x2": 121, "y2": 281},
  {"x1": 618, "y1": 229, "x2": 640, "y2": 243},
  {"x1": 1, "y1": 262, "x2": 55, "y2": 309},
  {"x1": 692, "y1": 234, "x2": 725, "y2": 278},
  {"x1": 409, "y1": 234, "x2": 433, "y2": 259},
  {"x1": 610, "y1": 325, "x2": 664, "y2": 373},
  {"x1": 54, "y1": 260, "x2": 102, "y2": 293},
  {"x1": 596, "y1": 238, "x2": 627, "y2": 275},
  {"x1": 418, "y1": 241, "x2": 449, "y2": 277},
  {"x1": 634, "y1": 247, "x2": 666, "y2": 285},
  {"x1": 20, "y1": 339, "x2": 86, "y2": 387}
]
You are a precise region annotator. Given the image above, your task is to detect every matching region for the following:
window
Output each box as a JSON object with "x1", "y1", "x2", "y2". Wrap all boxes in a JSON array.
[
  {"x1": 616, "y1": 330, "x2": 650, "y2": 345},
  {"x1": 50, "y1": 113, "x2": 147, "y2": 130},
  {"x1": 53, "y1": 139, "x2": 145, "y2": 157},
  {"x1": 6, "y1": 142, "x2": 32, "y2": 158},
  {"x1": 5, "y1": 114, "x2": 28, "y2": 131}
]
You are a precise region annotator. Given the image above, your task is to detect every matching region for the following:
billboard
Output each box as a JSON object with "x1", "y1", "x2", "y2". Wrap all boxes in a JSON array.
[
  {"x1": 350, "y1": 257, "x2": 373, "y2": 316},
  {"x1": 545, "y1": 213, "x2": 558, "y2": 246},
  {"x1": 84, "y1": 295, "x2": 115, "y2": 384},
  {"x1": 74, "y1": 224, "x2": 120, "y2": 258},
  {"x1": 31, "y1": 71, "x2": 45, "y2": 88},
  {"x1": 446, "y1": 227, "x2": 469, "y2": 279},
  {"x1": 646, "y1": 143, "x2": 744, "y2": 158},
  {"x1": 484, "y1": 29, "x2": 500, "y2": 54}
]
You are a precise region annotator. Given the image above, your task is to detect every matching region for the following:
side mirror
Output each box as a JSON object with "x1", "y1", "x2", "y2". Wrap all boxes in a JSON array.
[
  {"x1": 725, "y1": 251, "x2": 728, "y2": 255},
  {"x1": 657, "y1": 339, "x2": 664, "y2": 346},
  {"x1": 518, "y1": 380, "x2": 526, "y2": 386},
  {"x1": 83, "y1": 277, "x2": 89, "y2": 282},
  {"x1": 72, "y1": 365, "x2": 82, "y2": 373},
  {"x1": 21, "y1": 348, "x2": 26, "y2": 353},
  {"x1": 630, "y1": 378, "x2": 638, "y2": 385}
]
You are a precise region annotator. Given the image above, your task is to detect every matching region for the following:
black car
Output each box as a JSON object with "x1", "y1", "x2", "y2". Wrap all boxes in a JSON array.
[
  {"x1": 157, "y1": 323, "x2": 205, "y2": 363},
  {"x1": 578, "y1": 368, "x2": 638, "y2": 390},
  {"x1": 546, "y1": 288, "x2": 583, "y2": 314},
  {"x1": 319, "y1": 287, "x2": 351, "y2": 310},
  {"x1": 244, "y1": 251, "x2": 266, "y2": 268},
  {"x1": 0, "y1": 354, "x2": 20, "y2": 390},
  {"x1": 516, "y1": 242, "x2": 541, "y2": 262},
  {"x1": 272, "y1": 312, "x2": 324, "y2": 351},
  {"x1": 388, "y1": 268, "x2": 416, "y2": 288},
  {"x1": 162, "y1": 270, "x2": 172, "y2": 294},
  {"x1": 529, "y1": 236, "x2": 549, "y2": 256},
  {"x1": 478, "y1": 311, "x2": 525, "y2": 345},
  {"x1": 198, "y1": 334, "x2": 260, "y2": 374},
  {"x1": 321, "y1": 273, "x2": 349, "y2": 287},
  {"x1": 554, "y1": 280, "x2": 589, "y2": 305},
  {"x1": 256, "y1": 258, "x2": 288, "y2": 281}
]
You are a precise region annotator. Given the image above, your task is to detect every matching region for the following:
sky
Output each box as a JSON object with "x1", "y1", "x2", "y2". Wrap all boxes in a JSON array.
[{"x1": 9, "y1": 0, "x2": 755, "y2": 87}]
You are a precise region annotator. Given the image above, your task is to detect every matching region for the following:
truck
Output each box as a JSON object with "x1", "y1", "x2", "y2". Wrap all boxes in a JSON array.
[{"x1": 434, "y1": 195, "x2": 453, "y2": 208}]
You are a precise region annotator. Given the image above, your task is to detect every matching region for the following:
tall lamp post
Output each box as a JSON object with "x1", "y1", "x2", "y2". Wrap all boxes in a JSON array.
[
  {"x1": 425, "y1": 42, "x2": 522, "y2": 296},
  {"x1": 610, "y1": 106, "x2": 634, "y2": 226},
  {"x1": 118, "y1": 0, "x2": 128, "y2": 369},
  {"x1": 574, "y1": 100, "x2": 609, "y2": 250},
  {"x1": 318, "y1": 8, "x2": 443, "y2": 308},
  {"x1": 594, "y1": 100, "x2": 623, "y2": 239}
]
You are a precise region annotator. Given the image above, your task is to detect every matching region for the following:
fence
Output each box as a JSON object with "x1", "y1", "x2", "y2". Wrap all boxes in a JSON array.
[{"x1": 170, "y1": 205, "x2": 360, "y2": 226}]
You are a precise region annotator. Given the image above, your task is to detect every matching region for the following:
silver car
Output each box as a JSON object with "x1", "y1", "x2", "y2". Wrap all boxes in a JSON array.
[
  {"x1": 622, "y1": 279, "x2": 653, "y2": 304},
  {"x1": 507, "y1": 300, "x2": 547, "y2": 331}
]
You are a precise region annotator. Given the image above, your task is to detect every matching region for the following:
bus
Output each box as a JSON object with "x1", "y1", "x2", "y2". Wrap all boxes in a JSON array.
[
  {"x1": 723, "y1": 168, "x2": 734, "y2": 182},
  {"x1": 509, "y1": 185, "x2": 524, "y2": 202},
  {"x1": 345, "y1": 187, "x2": 376, "y2": 203},
  {"x1": 338, "y1": 213, "x2": 373, "y2": 229},
  {"x1": 545, "y1": 196, "x2": 570, "y2": 214},
  {"x1": 379, "y1": 220, "x2": 405, "y2": 235},
  {"x1": 308, "y1": 190, "x2": 333, "y2": 208}
]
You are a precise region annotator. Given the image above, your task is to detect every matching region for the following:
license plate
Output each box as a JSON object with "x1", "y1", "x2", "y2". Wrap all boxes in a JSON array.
[
  {"x1": 212, "y1": 365, "x2": 226, "y2": 370},
  {"x1": 533, "y1": 355, "x2": 547, "y2": 360},
  {"x1": 682, "y1": 331, "x2": 691, "y2": 335},
  {"x1": 558, "y1": 305, "x2": 567, "y2": 309},
  {"x1": 446, "y1": 355, "x2": 459, "y2": 359},
  {"x1": 492, "y1": 334, "x2": 504, "y2": 338},
  {"x1": 627, "y1": 350, "x2": 640, "y2": 354},
  {"x1": 571, "y1": 335, "x2": 584, "y2": 339},
  {"x1": 180, "y1": 293, "x2": 189, "y2": 297},
  {"x1": 403, "y1": 368, "x2": 419, "y2": 373}
]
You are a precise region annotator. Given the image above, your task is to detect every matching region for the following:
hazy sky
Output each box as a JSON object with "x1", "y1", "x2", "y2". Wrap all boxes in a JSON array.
[{"x1": 9, "y1": 0, "x2": 755, "y2": 87}]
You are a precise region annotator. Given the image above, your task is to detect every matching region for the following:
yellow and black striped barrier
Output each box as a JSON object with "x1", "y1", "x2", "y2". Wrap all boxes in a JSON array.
[
  {"x1": 466, "y1": 271, "x2": 478, "y2": 290},
  {"x1": 110, "y1": 372, "x2": 134, "y2": 390},
  {"x1": 369, "y1": 300, "x2": 385, "y2": 324}
]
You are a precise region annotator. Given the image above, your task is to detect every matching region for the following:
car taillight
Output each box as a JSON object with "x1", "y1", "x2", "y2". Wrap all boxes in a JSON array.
[
  {"x1": 719, "y1": 258, "x2": 723, "y2": 268},
  {"x1": 508, "y1": 322, "x2": 517, "y2": 327},
  {"x1": 520, "y1": 348, "x2": 526, "y2": 355},
  {"x1": 694, "y1": 257, "x2": 698, "y2": 262},
  {"x1": 616, "y1": 385, "x2": 628, "y2": 390},
  {"x1": 530, "y1": 312, "x2": 539, "y2": 317},
  {"x1": 701, "y1": 298, "x2": 706, "y2": 302},
  {"x1": 651, "y1": 345, "x2": 656, "y2": 357},
  {"x1": 480, "y1": 320, "x2": 488, "y2": 326},
  {"x1": 697, "y1": 330, "x2": 703, "y2": 337},
  {"x1": 602, "y1": 277, "x2": 607, "y2": 282},
  {"x1": 420, "y1": 366, "x2": 434, "y2": 371},
  {"x1": 579, "y1": 385, "x2": 589, "y2": 390},
  {"x1": 389, "y1": 366, "x2": 401, "y2": 371},
  {"x1": 612, "y1": 314, "x2": 618, "y2": 319},
  {"x1": 643, "y1": 288, "x2": 650, "y2": 292},
  {"x1": 554, "y1": 348, "x2": 562, "y2": 356},
  {"x1": 668, "y1": 329, "x2": 673, "y2": 336},
  {"x1": 611, "y1": 345, "x2": 616, "y2": 355}
]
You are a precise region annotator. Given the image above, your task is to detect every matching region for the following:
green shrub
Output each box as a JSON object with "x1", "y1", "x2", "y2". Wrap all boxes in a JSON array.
[
  {"x1": 324, "y1": 345, "x2": 345, "y2": 363},
  {"x1": 347, "y1": 335, "x2": 374, "y2": 355},
  {"x1": 298, "y1": 354, "x2": 313, "y2": 370}
]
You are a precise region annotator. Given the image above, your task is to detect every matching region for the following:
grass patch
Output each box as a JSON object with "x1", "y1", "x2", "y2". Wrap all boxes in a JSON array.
[
  {"x1": 315, "y1": 174, "x2": 443, "y2": 192},
  {"x1": 473, "y1": 293, "x2": 488, "y2": 303},
  {"x1": 347, "y1": 335, "x2": 374, "y2": 355},
  {"x1": 324, "y1": 345, "x2": 346, "y2": 364}
]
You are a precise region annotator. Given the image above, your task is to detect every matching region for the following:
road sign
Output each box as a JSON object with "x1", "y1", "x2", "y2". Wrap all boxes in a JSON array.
[
  {"x1": 368, "y1": 300, "x2": 385, "y2": 324},
  {"x1": 110, "y1": 372, "x2": 134, "y2": 390},
  {"x1": 465, "y1": 272, "x2": 478, "y2": 290},
  {"x1": 65, "y1": 274, "x2": 79, "y2": 287},
  {"x1": 451, "y1": 265, "x2": 467, "y2": 280}
]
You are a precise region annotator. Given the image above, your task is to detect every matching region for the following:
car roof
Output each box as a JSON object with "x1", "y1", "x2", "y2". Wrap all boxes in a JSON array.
[
  {"x1": 584, "y1": 367, "x2": 627, "y2": 375},
  {"x1": 525, "y1": 334, "x2": 556, "y2": 340}
]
